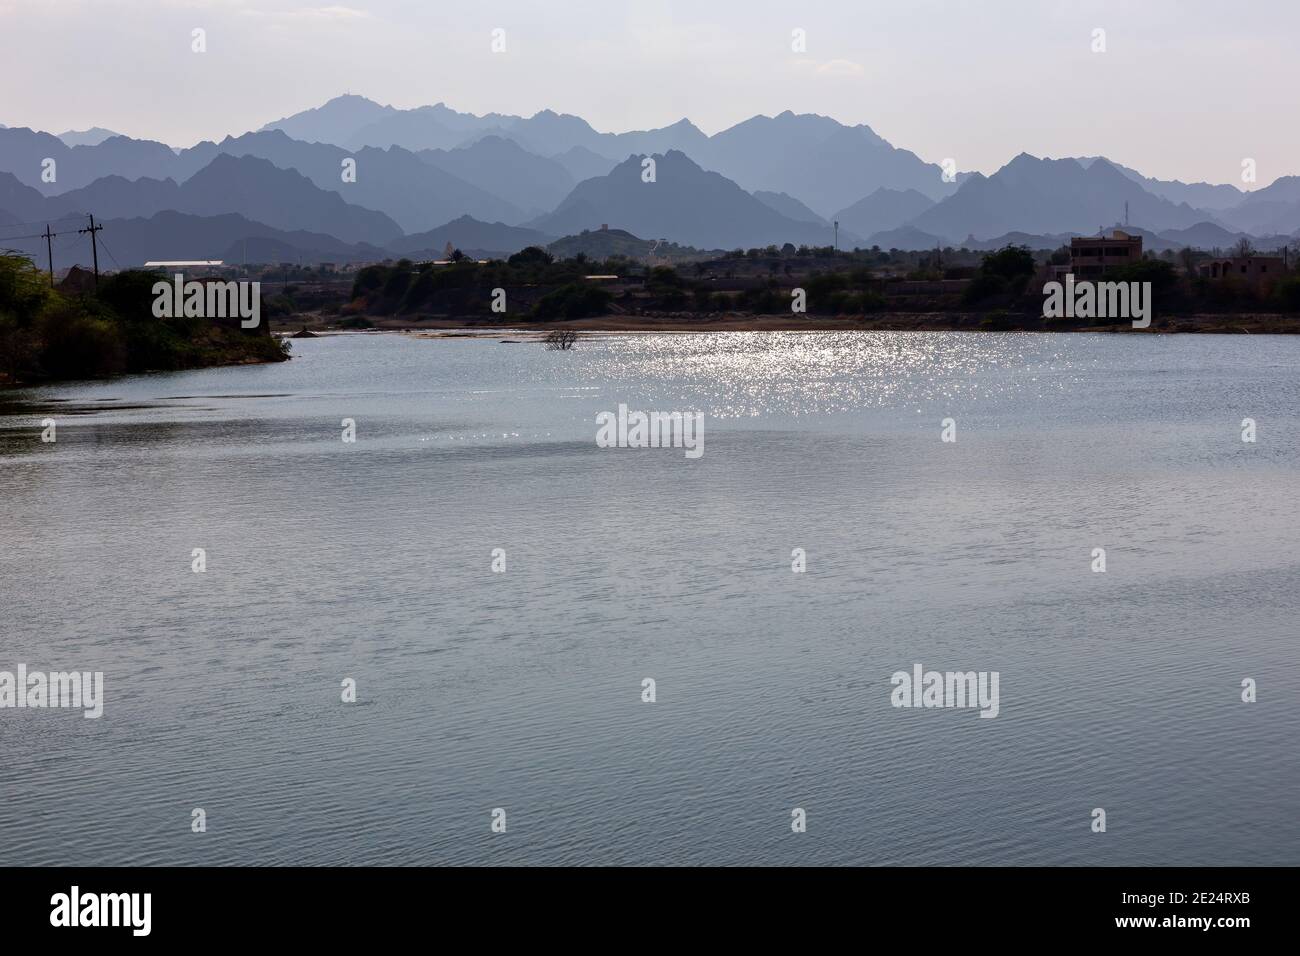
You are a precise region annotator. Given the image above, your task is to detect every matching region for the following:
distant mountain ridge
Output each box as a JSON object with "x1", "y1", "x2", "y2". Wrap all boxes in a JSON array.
[
  {"x1": 417, "y1": 136, "x2": 575, "y2": 217},
  {"x1": 260, "y1": 99, "x2": 954, "y2": 215},
  {"x1": 528, "y1": 150, "x2": 839, "y2": 250},
  {"x1": 42, "y1": 154, "x2": 403, "y2": 245},
  {"x1": 5, "y1": 95, "x2": 1300, "y2": 260},
  {"x1": 907, "y1": 154, "x2": 1219, "y2": 243},
  {"x1": 58, "y1": 127, "x2": 122, "y2": 148}
]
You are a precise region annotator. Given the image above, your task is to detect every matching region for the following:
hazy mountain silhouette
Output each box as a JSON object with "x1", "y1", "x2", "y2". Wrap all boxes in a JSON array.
[
  {"x1": 529, "y1": 151, "x2": 837, "y2": 249},
  {"x1": 549, "y1": 146, "x2": 618, "y2": 183},
  {"x1": 344, "y1": 102, "x2": 517, "y2": 152},
  {"x1": 1, "y1": 209, "x2": 387, "y2": 269},
  {"x1": 40, "y1": 155, "x2": 403, "y2": 245},
  {"x1": 269, "y1": 97, "x2": 714, "y2": 162},
  {"x1": 697, "y1": 112, "x2": 956, "y2": 216},
  {"x1": 494, "y1": 110, "x2": 610, "y2": 157},
  {"x1": 58, "y1": 127, "x2": 122, "y2": 148},
  {"x1": 833, "y1": 188, "x2": 935, "y2": 238},
  {"x1": 1157, "y1": 221, "x2": 1250, "y2": 249},
  {"x1": 259, "y1": 94, "x2": 397, "y2": 145},
  {"x1": 0, "y1": 127, "x2": 178, "y2": 195},
  {"x1": 610, "y1": 119, "x2": 711, "y2": 159},
  {"x1": 1215, "y1": 176, "x2": 1300, "y2": 235},
  {"x1": 753, "y1": 191, "x2": 828, "y2": 225},
  {"x1": 9, "y1": 97, "x2": 1300, "y2": 257},
  {"x1": 48, "y1": 174, "x2": 182, "y2": 220},
  {"x1": 907, "y1": 155, "x2": 1215, "y2": 242},
  {"x1": 180, "y1": 154, "x2": 402, "y2": 244},
  {"x1": 0, "y1": 171, "x2": 59, "y2": 222},
  {"x1": 1075, "y1": 157, "x2": 1246, "y2": 211},
  {"x1": 418, "y1": 136, "x2": 574, "y2": 217},
  {"x1": 176, "y1": 130, "x2": 524, "y2": 231},
  {"x1": 388, "y1": 215, "x2": 555, "y2": 258}
]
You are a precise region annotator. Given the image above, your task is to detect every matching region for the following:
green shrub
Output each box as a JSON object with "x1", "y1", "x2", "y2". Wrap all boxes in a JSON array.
[
  {"x1": 1273, "y1": 275, "x2": 1300, "y2": 312},
  {"x1": 37, "y1": 302, "x2": 127, "y2": 379},
  {"x1": 962, "y1": 273, "x2": 1007, "y2": 305},
  {"x1": 529, "y1": 284, "x2": 612, "y2": 320}
]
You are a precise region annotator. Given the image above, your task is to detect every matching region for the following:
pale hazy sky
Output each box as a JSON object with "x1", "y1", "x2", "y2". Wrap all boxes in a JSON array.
[{"x1": 2, "y1": 0, "x2": 1294, "y2": 186}]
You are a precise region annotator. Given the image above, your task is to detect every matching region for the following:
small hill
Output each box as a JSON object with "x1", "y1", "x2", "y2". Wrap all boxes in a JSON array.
[
  {"x1": 389, "y1": 215, "x2": 555, "y2": 258},
  {"x1": 547, "y1": 227, "x2": 709, "y2": 262},
  {"x1": 861, "y1": 225, "x2": 947, "y2": 250},
  {"x1": 1157, "y1": 221, "x2": 1246, "y2": 250}
]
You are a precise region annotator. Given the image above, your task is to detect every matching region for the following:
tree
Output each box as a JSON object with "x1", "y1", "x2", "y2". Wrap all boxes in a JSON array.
[
  {"x1": 544, "y1": 329, "x2": 578, "y2": 350},
  {"x1": 979, "y1": 245, "x2": 1036, "y2": 280},
  {"x1": 508, "y1": 246, "x2": 554, "y2": 267}
]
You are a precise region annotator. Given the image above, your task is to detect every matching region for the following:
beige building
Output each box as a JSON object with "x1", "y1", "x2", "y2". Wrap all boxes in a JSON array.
[
  {"x1": 1069, "y1": 231, "x2": 1143, "y2": 277},
  {"x1": 1196, "y1": 256, "x2": 1285, "y2": 288}
]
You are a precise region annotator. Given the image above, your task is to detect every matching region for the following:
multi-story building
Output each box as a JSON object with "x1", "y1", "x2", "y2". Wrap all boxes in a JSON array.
[{"x1": 1069, "y1": 230, "x2": 1144, "y2": 277}]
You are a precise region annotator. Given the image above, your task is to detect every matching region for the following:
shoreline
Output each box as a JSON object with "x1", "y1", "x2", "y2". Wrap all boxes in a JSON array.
[
  {"x1": 7, "y1": 313, "x2": 1297, "y2": 392},
  {"x1": 0, "y1": 352, "x2": 286, "y2": 391},
  {"x1": 276, "y1": 311, "x2": 1300, "y2": 335}
]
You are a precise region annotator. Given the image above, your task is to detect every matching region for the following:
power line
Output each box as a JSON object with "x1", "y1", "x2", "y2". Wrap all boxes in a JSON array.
[
  {"x1": 0, "y1": 229, "x2": 64, "y2": 242},
  {"x1": 1, "y1": 214, "x2": 111, "y2": 285},
  {"x1": 0, "y1": 214, "x2": 91, "y2": 231},
  {"x1": 96, "y1": 234, "x2": 124, "y2": 271}
]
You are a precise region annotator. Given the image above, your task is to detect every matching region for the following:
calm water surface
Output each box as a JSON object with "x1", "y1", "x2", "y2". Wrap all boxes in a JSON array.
[{"x1": 1, "y1": 331, "x2": 1297, "y2": 865}]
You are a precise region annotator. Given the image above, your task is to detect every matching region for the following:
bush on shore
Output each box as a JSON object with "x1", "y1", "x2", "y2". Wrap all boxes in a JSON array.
[{"x1": 0, "y1": 254, "x2": 288, "y2": 385}]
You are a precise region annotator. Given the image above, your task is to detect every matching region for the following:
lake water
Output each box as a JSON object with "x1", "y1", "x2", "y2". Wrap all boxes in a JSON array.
[{"x1": 1, "y1": 331, "x2": 1297, "y2": 866}]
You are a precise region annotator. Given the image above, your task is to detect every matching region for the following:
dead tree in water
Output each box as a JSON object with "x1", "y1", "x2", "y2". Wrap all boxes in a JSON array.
[{"x1": 544, "y1": 329, "x2": 578, "y2": 350}]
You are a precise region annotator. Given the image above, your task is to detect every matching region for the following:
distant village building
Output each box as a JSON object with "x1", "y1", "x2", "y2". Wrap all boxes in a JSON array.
[
  {"x1": 1196, "y1": 256, "x2": 1285, "y2": 287},
  {"x1": 1069, "y1": 231, "x2": 1143, "y2": 277},
  {"x1": 143, "y1": 259, "x2": 225, "y2": 277}
]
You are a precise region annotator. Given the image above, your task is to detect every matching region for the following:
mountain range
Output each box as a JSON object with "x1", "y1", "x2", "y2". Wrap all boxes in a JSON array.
[
  {"x1": 3, "y1": 94, "x2": 1299, "y2": 270},
  {"x1": 527, "y1": 151, "x2": 840, "y2": 250}
]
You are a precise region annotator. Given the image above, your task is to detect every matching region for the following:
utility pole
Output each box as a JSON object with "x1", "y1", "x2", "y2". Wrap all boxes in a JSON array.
[
  {"x1": 42, "y1": 224, "x2": 55, "y2": 286},
  {"x1": 78, "y1": 214, "x2": 103, "y2": 287},
  {"x1": 834, "y1": 220, "x2": 839, "y2": 252}
]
